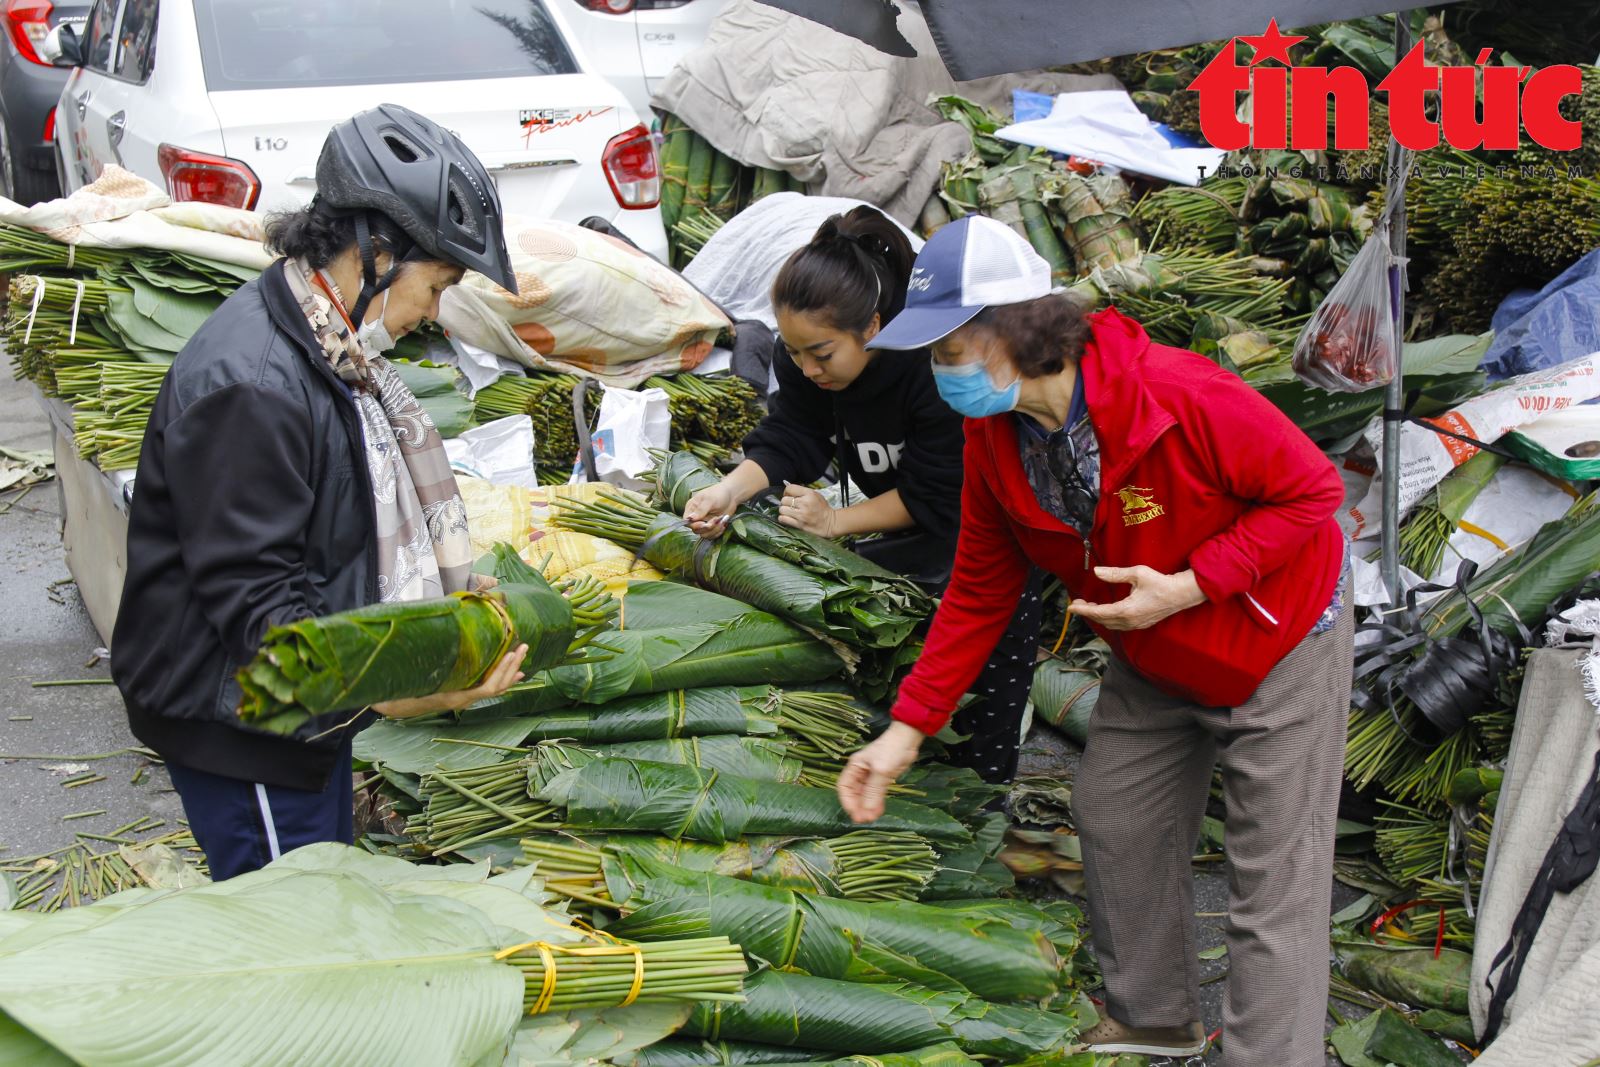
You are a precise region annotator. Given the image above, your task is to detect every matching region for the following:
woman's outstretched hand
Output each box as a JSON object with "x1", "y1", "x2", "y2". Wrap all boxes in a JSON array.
[
  {"x1": 837, "y1": 721, "x2": 925, "y2": 823},
  {"x1": 684, "y1": 482, "x2": 738, "y2": 538}
]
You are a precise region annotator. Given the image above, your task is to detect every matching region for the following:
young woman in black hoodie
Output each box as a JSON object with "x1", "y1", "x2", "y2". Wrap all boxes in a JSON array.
[{"x1": 682, "y1": 206, "x2": 1041, "y2": 782}]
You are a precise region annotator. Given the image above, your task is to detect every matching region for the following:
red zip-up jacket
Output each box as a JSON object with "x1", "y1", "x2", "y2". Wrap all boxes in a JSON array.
[{"x1": 892, "y1": 308, "x2": 1346, "y2": 733}]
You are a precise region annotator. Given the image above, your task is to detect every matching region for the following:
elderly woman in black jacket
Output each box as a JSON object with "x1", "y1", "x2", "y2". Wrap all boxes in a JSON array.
[{"x1": 112, "y1": 106, "x2": 525, "y2": 878}]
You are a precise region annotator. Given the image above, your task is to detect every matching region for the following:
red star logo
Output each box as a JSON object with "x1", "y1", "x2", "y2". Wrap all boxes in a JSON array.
[{"x1": 1238, "y1": 19, "x2": 1306, "y2": 66}]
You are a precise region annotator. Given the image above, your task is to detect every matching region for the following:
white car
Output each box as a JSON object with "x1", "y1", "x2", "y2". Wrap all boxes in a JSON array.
[
  {"x1": 49, "y1": 0, "x2": 669, "y2": 260},
  {"x1": 557, "y1": 0, "x2": 725, "y2": 119}
]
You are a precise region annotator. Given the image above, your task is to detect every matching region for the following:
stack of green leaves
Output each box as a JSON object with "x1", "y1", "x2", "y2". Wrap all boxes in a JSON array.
[
  {"x1": 621, "y1": 1041, "x2": 981, "y2": 1067},
  {"x1": 472, "y1": 370, "x2": 593, "y2": 467},
  {"x1": 679, "y1": 970, "x2": 1091, "y2": 1059},
  {"x1": 4, "y1": 274, "x2": 127, "y2": 393},
  {"x1": 531, "y1": 756, "x2": 972, "y2": 847},
  {"x1": 65, "y1": 360, "x2": 169, "y2": 470},
  {"x1": 522, "y1": 829, "x2": 938, "y2": 906},
  {"x1": 603, "y1": 856, "x2": 1071, "y2": 1002},
  {"x1": 1029, "y1": 640, "x2": 1109, "y2": 746},
  {"x1": 658, "y1": 114, "x2": 802, "y2": 268},
  {"x1": 236, "y1": 545, "x2": 586, "y2": 736},
  {"x1": 644, "y1": 374, "x2": 762, "y2": 450}
]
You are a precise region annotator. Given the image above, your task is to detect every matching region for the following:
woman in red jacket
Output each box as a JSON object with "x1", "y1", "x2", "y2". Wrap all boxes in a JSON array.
[{"x1": 837, "y1": 216, "x2": 1354, "y2": 1067}]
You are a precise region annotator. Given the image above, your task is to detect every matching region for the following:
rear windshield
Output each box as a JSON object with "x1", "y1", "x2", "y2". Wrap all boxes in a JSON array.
[{"x1": 192, "y1": 0, "x2": 579, "y2": 91}]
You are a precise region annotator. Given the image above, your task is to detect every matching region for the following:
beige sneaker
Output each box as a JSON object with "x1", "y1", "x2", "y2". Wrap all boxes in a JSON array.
[{"x1": 1079, "y1": 1015, "x2": 1208, "y2": 1057}]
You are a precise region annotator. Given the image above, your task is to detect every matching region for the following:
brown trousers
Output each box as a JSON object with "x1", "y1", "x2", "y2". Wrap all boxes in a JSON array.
[{"x1": 1073, "y1": 605, "x2": 1354, "y2": 1067}]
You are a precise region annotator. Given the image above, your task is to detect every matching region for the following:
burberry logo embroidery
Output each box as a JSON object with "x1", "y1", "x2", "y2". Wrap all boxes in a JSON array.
[{"x1": 1117, "y1": 485, "x2": 1165, "y2": 526}]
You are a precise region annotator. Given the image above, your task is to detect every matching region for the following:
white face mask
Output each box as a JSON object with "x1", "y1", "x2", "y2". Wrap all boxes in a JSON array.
[{"x1": 356, "y1": 287, "x2": 397, "y2": 354}]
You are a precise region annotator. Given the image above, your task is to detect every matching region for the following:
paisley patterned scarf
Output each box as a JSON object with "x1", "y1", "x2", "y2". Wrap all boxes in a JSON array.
[{"x1": 282, "y1": 257, "x2": 472, "y2": 602}]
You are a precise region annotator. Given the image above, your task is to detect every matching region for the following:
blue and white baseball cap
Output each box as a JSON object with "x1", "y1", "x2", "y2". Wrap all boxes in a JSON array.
[{"x1": 867, "y1": 215, "x2": 1052, "y2": 351}]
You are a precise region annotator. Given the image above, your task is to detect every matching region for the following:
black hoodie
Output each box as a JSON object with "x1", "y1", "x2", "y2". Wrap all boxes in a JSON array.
[{"x1": 741, "y1": 340, "x2": 964, "y2": 581}]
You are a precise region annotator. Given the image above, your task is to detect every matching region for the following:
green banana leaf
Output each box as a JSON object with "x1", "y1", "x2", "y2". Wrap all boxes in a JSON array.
[
  {"x1": 621, "y1": 1040, "x2": 831, "y2": 1066},
  {"x1": 388, "y1": 359, "x2": 476, "y2": 439},
  {"x1": 619, "y1": 581, "x2": 756, "y2": 629},
  {"x1": 497, "y1": 1003, "x2": 692, "y2": 1067},
  {"x1": 532, "y1": 757, "x2": 971, "y2": 846},
  {"x1": 922, "y1": 899, "x2": 1087, "y2": 976},
  {"x1": 682, "y1": 971, "x2": 1088, "y2": 1059},
  {"x1": 475, "y1": 611, "x2": 843, "y2": 720},
  {"x1": 547, "y1": 737, "x2": 807, "y2": 784},
  {"x1": 238, "y1": 548, "x2": 575, "y2": 735},
  {"x1": 0, "y1": 856, "x2": 533, "y2": 1066},
  {"x1": 1422, "y1": 493, "x2": 1600, "y2": 639},
  {"x1": 604, "y1": 856, "x2": 1066, "y2": 1001},
  {"x1": 355, "y1": 715, "x2": 549, "y2": 775}
]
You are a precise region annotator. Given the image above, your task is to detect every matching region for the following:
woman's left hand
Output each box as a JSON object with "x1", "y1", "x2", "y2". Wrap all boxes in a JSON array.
[
  {"x1": 779, "y1": 482, "x2": 838, "y2": 538},
  {"x1": 372, "y1": 644, "x2": 528, "y2": 719},
  {"x1": 1069, "y1": 566, "x2": 1206, "y2": 631}
]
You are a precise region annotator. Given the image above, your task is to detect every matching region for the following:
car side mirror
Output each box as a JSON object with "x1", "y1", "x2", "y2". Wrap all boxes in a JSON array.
[{"x1": 41, "y1": 23, "x2": 83, "y2": 67}]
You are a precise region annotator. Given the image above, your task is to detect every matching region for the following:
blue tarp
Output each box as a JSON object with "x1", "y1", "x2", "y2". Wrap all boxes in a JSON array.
[{"x1": 1482, "y1": 248, "x2": 1600, "y2": 380}]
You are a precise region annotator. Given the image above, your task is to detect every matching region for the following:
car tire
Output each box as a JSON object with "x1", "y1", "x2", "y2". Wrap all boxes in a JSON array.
[{"x1": 0, "y1": 117, "x2": 61, "y2": 206}]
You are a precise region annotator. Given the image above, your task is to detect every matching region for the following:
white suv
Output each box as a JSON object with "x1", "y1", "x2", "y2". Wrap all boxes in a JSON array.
[{"x1": 50, "y1": 0, "x2": 668, "y2": 259}]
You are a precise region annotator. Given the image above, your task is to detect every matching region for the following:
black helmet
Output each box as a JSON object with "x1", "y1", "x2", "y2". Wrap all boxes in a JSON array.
[{"x1": 314, "y1": 104, "x2": 518, "y2": 321}]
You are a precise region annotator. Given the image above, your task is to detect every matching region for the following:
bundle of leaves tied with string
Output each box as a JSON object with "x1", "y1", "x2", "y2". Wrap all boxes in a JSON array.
[
  {"x1": 410, "y1": 749, "x2": 971, "y2": 855},
  {"x1": 602, "y1": 855, "x2": 1072, "y2": 1003},
  {"x1": 409, "y1": 735, "x2": 829, "y2": 856},
  {"x1": 236, "y1": 545, "x2": 614, "y2": 736},
  {"x1": 679, "y1": 969, "x2": 1092, "y2": 1059},
  {"x1": 522, "y1": 829, "x2": 938, "y2": 907}
]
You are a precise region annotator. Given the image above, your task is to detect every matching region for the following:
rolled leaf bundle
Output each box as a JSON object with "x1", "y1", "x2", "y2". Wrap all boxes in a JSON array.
[
  {"x1": 604, "y1": 856, "x2": 1068, "y2": 1001},
  {"x1": 532, "y1": 757, "x2": 972, "y2": 846},
  {"x1": 237, "y1": 565, "x2": 575, "y2": 736},
  {"x1": 474, "y1": 611, "x2": 844, "y2": 719},
  {"x1": 552, "y1": 455, "x2": 932, "y2": 650},
  {"x1": 923, "y1": 898, "x2": 1087, "y2": 976},
  {"x1": 1029, "y1": 641, "x2": 1109, "y2": 746},
  {"x1": 524, "y1": 829, "x2": 937, "y2": 905},
  {"x1": 681, "y1": 970, "x2": 1087, "y2": 1059},
  {"x1": 1336, "y1": 943, "x2": 1470, "y2": 1015}
]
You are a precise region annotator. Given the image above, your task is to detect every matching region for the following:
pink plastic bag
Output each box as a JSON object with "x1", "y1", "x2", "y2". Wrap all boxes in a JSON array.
[{"x1": 1292, "y1": 220, "x2": 1402, "y2": 393}]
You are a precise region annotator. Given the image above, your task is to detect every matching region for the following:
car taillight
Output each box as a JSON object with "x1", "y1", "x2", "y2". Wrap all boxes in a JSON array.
[
  {"x1": 4, "y1": 0, "x2": 53, "y2": 66},
  {"x1": 42, "y1": 106, "x2": 54, "y2": 143},
  {"x1": 601, "y1": 124, "x2": 660, "y2": 210},
  {"x1": 583, "y1": 0, "x2": 635, "y2": 12},
  {"x1": 157, "y1": 145, "x2": 262, "y2": 211}
]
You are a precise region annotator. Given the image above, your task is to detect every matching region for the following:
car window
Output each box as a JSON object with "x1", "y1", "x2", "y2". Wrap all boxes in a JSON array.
[
  {"x1": 112, "y1": 0, "x2": 158, "y2": 82},
  {"x1": 191, "y1": 0, "x2": 578, "y2": 92},
  {"x1": 80, "y1": 0, "x2": 119, "y2": 73}
]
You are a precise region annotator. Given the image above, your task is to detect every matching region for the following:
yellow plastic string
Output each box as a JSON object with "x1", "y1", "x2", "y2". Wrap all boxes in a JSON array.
[
  {"x1": 1050, "y1": 607, "x2": 1073, "y2": 654},
  {"x1": 494, "y1": 926, "x2": 647, "y2": 1013},
  {"x1": 1456, "y1": 520, "x2": 1510, "y2": 552}
]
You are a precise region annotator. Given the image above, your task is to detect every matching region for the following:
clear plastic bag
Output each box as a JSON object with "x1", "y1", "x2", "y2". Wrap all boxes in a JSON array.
[{"x1": 1292, "y1": 220, "x2": 1402, "y2": 393}]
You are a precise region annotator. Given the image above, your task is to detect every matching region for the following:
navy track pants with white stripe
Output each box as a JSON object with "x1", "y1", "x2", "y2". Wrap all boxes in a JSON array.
[{"x1": 165, "y1": 737, "x2": 354, "y2": 880}]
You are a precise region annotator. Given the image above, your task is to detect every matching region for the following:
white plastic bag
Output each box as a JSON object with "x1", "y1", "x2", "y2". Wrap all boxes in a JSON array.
[
  {"x1": 1292, "y1": 220, "x2": 1401, "y2": 393},
  {"x1": 571, "y1": 386, "x2": 671, "y2": 490},
  {"x1": 443, "y1": 416, "x2": 540, "y2": 490}
]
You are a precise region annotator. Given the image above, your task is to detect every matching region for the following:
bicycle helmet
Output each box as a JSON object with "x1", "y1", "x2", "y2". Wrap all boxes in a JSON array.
[{"x1": 314, "y1": 103, "x2": 518, "y2": 322}]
